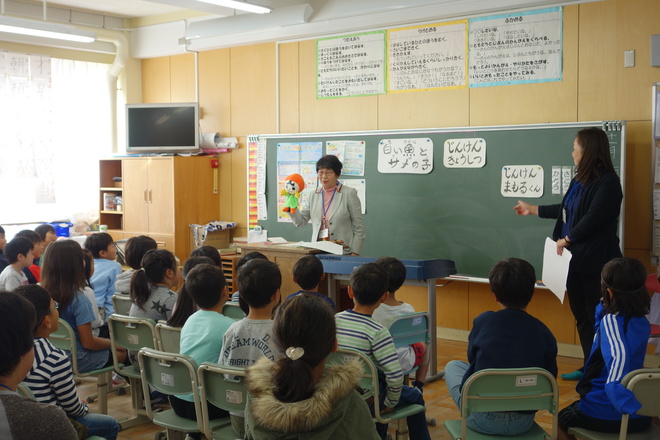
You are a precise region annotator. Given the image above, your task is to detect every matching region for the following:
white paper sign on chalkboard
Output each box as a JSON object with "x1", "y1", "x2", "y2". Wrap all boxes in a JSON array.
[
  {"x1": 377, "y1": 138, "x2": 433, "y2": 174},
  {"x1": 501, "y1": 165, "x2": 544, "y2": 198}
]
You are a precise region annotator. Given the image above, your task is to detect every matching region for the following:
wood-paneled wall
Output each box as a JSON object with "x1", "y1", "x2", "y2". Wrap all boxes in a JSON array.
[{"x1": 140, "y1": 0, "x2": 660, "y2": 347}]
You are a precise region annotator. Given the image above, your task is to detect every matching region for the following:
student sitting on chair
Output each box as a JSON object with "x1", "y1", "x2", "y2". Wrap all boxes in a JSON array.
[
  {"x1": 444, "y1": 258, "x2": 558, "y2": 437},
  {"x1": 0, "y1": 290, "x2": 79, "y2": 440},
  {"x1": 171, "y1": 263, "x2": 235, "y2": 440},
  {"x1": 0, "y1": 236, "x2": 34, "y2": 291},
  {"x1": 229, "y1": 251, "x2": 269, "y2": 314},
  {"x1": 82, "y1": 249, "x2": 106, "y2": 338},
  {"x1": 285, "y1": 254, "x2": 335, "y2": 310},
  {"x1": 14, "y1": 230, "x2": 44, "y2": 284},
  {"x1": 219, "y1": 259, "x2": 283, "y2": 437},
  {"x1": 335, "y1": 263, "x2": 431, "y2": 440},
  {"x1": 557, "y1": 257, "x2": 652, "y2": 439},
  {"x1": 114, "y1": 235, "x2": 157, "y2": 296},
  {"x1": 245, "y1": 294, "x2": 380, "y2": 439},
  {"x1": 372, "y1": 256, "x2": 429, "y2": 392},
  {"x1": 84, "y1": 233, "x2": 122, "y2": 320},
  {"x1": 167, "y1": 256, "x2": 216, "y2": 328},
  {"x1": 18, "y1": 285, "x2": 120, "y2": 440}
]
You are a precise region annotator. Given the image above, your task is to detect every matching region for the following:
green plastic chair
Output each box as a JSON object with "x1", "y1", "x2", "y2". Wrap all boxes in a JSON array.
[
  {"x1": 108, "y1": 314, "x2": 159, "y2": 428},
  {"x1": 111, "y1": 294, "x2": 132, "y2": 316},
  {"x1": 444, "y1": 367, "x2": 558, "y2": 440},
  {"x1": 155, "y1": 322, "x2": 182, "y2": 353},
  {"x1": 198, "y1": 362, "x2": 248, "y2": 439},
  {"x1": 222, "y1": 302, "x2": 246, "y2": 320},
  {"x1": 568, "y1": 368, "x2": 660, "y2": 440},
  {"x1": 48, "y1": 318, "x2": 114, "y2": 414},
  {"x1": 138, "y1": 348, "x2": 208, "y2": 440},
  {"x1": 329, "y1": 349, "x2": 426, "y2": 440}
]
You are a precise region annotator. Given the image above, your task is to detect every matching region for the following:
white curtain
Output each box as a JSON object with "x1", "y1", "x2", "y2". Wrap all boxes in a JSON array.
[{"x1": 0, "y1": 52, "x2": 112, "y2": 227}]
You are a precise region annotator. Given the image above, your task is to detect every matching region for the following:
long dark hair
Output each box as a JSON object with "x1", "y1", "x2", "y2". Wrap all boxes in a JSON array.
[
  {"x1": 130, "y1": 249, "x2": 177, "y2": 309},
  {"x1": 574, "y1": 127, "x2": 616, "y2": 184},
  {"x1": 601, "y1": 257, "x2": 651, "y2": 317},
  {"x1": 272, "y1": 294, "x2": 336, "y2": 403},
  {"x1": 167, "y1": 256, "x2": 215, "y2": 327},
  {"x1": 41, "y1": 240, "x2": 87, "y2": 312}
]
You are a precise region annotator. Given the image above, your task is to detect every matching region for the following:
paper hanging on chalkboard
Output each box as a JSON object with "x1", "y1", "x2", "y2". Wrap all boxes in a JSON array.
[
  {"x1": 501, "y1": 165, "x2": 544, "y2": 198},
  {"x1": 443, "y1": 138, "x2": 486, "y2": 168},
  {"x1": 377, "y1": 138, "x2": 433, "y2": 174}
]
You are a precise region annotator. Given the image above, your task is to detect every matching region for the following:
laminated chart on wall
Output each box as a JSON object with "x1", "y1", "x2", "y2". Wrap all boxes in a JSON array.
[
  {"x1": 247, "y1": 135, "x2": 267, "y2": 226},
  {"x1": 317, "y1": 31, "x2": 386, "y2": 99},
  {"x1": 276, "y1": 142, "x2": 322, "y2": 222},
  {"x1": 326, "y1": 140, "x2": 366, "y2": 176},
  {"x1": 387, "y1": 20, "x2": 468, "y2": 92},
  {"x1": 469, "y1": 7, "x2": 562, "y2": 87}
]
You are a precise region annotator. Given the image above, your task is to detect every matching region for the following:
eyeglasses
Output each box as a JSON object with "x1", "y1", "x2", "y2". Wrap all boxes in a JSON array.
[
  {"x1": 317, "y1": 170, "x2": 336, "y2": 177},
  {"x1": 38, "y1": 301, "x2": 59, "y2": 326}
]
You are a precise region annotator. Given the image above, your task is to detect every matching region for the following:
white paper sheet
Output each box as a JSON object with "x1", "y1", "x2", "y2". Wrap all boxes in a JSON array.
[
  {"x1": 285, "y1": 241, "x2": 344, "y2": 255},
  {"x1": 541, "y1": 237, "x2": 572, "y2": 303}
]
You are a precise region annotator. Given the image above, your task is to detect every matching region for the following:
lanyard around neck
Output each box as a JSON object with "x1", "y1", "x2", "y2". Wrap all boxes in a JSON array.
[{"x1": 321, "y1": 187, "x2": 336, "y2": 219}]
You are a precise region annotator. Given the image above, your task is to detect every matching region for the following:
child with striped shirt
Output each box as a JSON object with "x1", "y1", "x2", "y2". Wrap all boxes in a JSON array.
[
  {"x1": 17, "y1": 285, "x2": 120, "y2": 440},
  {"x1": 335, "y1": 263, "x2": 430, "y2": 440}
]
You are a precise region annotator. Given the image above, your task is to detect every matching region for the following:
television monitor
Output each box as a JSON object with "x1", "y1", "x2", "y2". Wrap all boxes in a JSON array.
[{"x1": 126, "y1": 102, "x2": 200, "y2": 153}]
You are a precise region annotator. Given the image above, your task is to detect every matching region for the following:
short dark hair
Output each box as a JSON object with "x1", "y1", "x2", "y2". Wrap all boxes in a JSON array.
[
  {"x1": 15, "y1": 230, "x2": 41, "y2": 245},
  {"x1": 124, "y1": 235, "x2": 158, "y2": 269},
  {"x1": 167, "y1": 256, "x2": 216, "y2": 327},
  {"x1": 601, "y1": 257, "x2": 651, "y2": 317},
  {"x1": 84, "y1": 232, "x2": 115, "y2": 258},
  {"x1": 374, "y1": 256, "x2": 406, "y2": 294},
  {"x1": 14, "y1": 285, "x2": 52, "y2": 334},
  {"x1": 190, "y1": 246, "x2": 221, "y2": 266},
  {"x1": 293, "y1": 255, "x2": 324, "y2": 291},
  {"x1": 236, "y1": 251, "x2": 268, "y2": 271},
  {"x1": 0, "y1": 291, "x2": 36, "y2": 376},
  {"x1": 237, "y1": 259, "x2": 281, "y2": 309},
  {"x1": 315, "y1": 155, "x2": 342, "y2": 176},
  {"x1": 488, "y1": 258, "x2": 536, "y2": 309},
  {"x1": 34, "y1": 224, "x2": 56, "y2": 241},
  {"x1": 0, "y1": 225, "x2": 5, "y2": 234},
  {"x1": 185, "y1": 263, "x2": 227, "y2": 309},
  {"x1": 5, "y1": 236, "x2": 34, "y2": 264},
  {"x1": 350, "y1": 263, "x2": 388, "y2": 306}
]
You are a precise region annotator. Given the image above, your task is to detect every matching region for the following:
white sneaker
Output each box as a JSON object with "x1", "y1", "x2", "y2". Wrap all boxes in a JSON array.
[{"x1": 112, "y1": 372, "x2": 127, "y2": 386}]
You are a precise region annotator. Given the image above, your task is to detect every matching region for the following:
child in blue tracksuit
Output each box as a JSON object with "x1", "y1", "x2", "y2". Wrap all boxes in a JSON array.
[{"x1": 558, "y1": 257, "x2": 652, "y2": 439}]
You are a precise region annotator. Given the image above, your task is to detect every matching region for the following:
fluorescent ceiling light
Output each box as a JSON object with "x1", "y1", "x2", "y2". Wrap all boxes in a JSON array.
[
  {"x1": 0, "y1": 16, "x2": 95, "y2": 43},
  {"x1": 197, "y1": 0, "x2": 271, "y2": 14}
]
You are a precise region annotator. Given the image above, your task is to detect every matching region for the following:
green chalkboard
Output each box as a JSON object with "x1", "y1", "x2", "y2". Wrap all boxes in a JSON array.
[{"x1": 256, "y1": 121, "x2": 625, "y2": 278}]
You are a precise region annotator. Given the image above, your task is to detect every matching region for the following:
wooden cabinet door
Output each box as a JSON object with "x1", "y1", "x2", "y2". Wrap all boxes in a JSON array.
[
  {"x1": 146, "y1": 158, "x2": 175, "y2": 235},
  {"x1": 122, "y1": 159, "x2": 150, "y2": 232}
]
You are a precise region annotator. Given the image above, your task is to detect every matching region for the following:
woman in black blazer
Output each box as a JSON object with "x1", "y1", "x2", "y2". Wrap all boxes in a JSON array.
[{"x1": 514, "y1": 127, "x2": 623, "y2": 380}]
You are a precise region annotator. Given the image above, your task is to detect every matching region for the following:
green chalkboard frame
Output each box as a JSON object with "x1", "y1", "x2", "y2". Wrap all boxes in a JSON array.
[{"x1": 255, "y1": 121, "x2": 625, "y2": 279}]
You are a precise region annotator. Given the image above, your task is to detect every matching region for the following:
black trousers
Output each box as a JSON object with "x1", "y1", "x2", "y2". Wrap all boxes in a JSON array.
[
  {"x1": 565, "y1": 271, "x2": 602, "y2": 366},
  {"x1": 169, "y1": 395, "x2": 228, "y2": 440}
]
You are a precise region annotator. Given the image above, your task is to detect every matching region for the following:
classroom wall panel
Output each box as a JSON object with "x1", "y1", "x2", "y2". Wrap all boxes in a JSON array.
[
  {"x1": 622, "y1": 121, "x2": 652, "y2": 252},
  {"x1": 298, "y1": 39, "x2": 379, "y2": 133},
  {"x1": 377, "y1": 88, "x2": 470, "y2": 130},
  {"x1": 279, "y1": 42, "x2": 300, "y2": 134},
  {"x1": 169, "y1": 53, "x2": 196, "y2": 103},
  {"x1": 142, "y1": 57, "x2": 170, "y2": 103}
]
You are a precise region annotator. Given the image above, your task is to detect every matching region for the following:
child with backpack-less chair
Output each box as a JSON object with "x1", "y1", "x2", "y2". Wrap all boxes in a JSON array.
[
  {"x1": 285, "y1": 254, "x2": 335, "y2": 310},
  {"x1": 128, "y1": 249, "x2": 180, "y2": 323},
  {"x1": 171, "y1": 263, "x2": 235, "y2": 440},
  {"x1": 41, "y1": 240, "x2": 127, "y2": 374},
  {"x1": 114, "y1": 235, "x2": 158, "y2": 296},
  {"x1": 167, "y1": 255, "x2": 216, "y2": 328},
  {"x1": 335, "y1": 262, "x2": 431, "y2": 440},
  {"x1": 14, "y1": 229, "x2": 44, "y2": 284},
  {"x1": 245, "y1": 293, "x2": 380, "y2": 439},
  {"x1": 0, "y1": 236, "x2": 34, "y2": 291},
  {"x1": 557, "y1": 257, "x2": 653, "y2": 439},
  {"x1": 219, "y1": 258, "x2": 284, "y2": 437},
  {"x1": 18, "y1": 285, "x2": 120, "y2": 440},
  {"x1": 84, "y1": 232, "x2": 122, "y2": 320},
  {"x1": 444, "y1": 258, "x2": 558, "y2": 436},
  {"x1": 372, "y1": 256, "x2": 429, "y2": 392}
]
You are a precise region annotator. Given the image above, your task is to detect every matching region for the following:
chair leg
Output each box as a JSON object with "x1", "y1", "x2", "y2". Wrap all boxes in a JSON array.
[
  {"x1": 395, "y1": 418, "x2": 410, "y2": 440},
  {"x1": 96, "y1": 372, "x2": 110, "y2": 415},
  {"x1": 165, "y1": 428, "x2": 187, "y2": 440}
]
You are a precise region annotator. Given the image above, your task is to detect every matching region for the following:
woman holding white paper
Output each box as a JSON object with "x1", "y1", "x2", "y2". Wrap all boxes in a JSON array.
[
  {"x1": 513, "y1": 127, "x2": 622, "y2": 381},
  {"x1": 289, "y1": 155, "x2": 364, "y2": 255}
]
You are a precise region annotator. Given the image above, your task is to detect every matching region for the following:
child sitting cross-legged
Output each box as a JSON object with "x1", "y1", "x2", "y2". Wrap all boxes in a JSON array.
[
  {"x1": 18, "y1": 285, "x2": 120, "y2": 440},
  {"x1": 171, "y1": 263, "x2": 235, "y2": 440},
  {"x1": 219, "y1": 258, "x2": 283, "y2": 437},
  {"x1": 444, "y1": 258, "x2": 558, "y2": 437},
  {"x1": 285, "y1": 254, "x2": 335, "y2": 310},
  {"x1": 372, "y1": 256, "x2": 429, "y2": 392},
  {"x1": 335, "y1": 262, "x2": 431, "y2": 440},
  {"x1": 245, "y1": 294, "x2": 380, "y2": 439}
]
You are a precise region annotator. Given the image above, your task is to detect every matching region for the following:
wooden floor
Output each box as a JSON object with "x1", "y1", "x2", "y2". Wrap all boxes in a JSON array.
[{"x1": 81, "y1": 339, "x2": 587, "y2": 440}]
